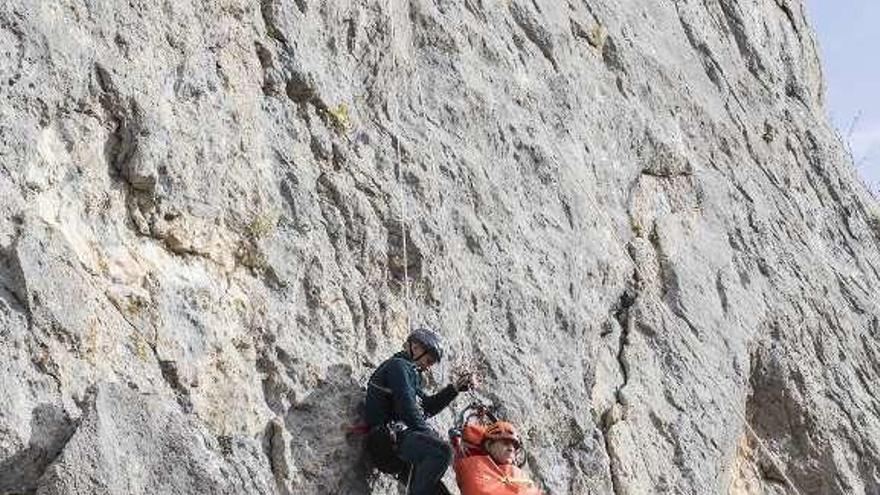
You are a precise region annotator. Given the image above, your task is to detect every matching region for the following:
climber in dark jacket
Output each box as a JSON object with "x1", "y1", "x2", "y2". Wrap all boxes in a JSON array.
[{"x1": 365, "y1": 328, "x2": 476, "y2": 495}]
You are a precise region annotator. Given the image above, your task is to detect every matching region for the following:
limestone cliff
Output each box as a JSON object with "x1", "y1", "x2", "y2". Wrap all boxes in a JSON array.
[{"x1": 1, "y1": 0, "x2": 879, "y2": 494}]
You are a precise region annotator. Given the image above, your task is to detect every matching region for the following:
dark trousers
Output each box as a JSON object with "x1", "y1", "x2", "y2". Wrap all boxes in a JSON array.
[{"x1": 396, "y1": 429, "x2": 453, "y2": 495}]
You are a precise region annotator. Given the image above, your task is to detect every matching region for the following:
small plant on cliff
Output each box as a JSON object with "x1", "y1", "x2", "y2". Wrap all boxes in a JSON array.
[
  {"x1": 587, "y1": 23, "x2": 608, "y2": 51},
  {"x1": 246, "y1": 210, "x2": 279, "y2": 240},
  {"x1": 327, "y1": 103, "x2": 352, "y2": 133},
  {"x1": 266, "y1": 23, "x2": 285, "y2": 43}
]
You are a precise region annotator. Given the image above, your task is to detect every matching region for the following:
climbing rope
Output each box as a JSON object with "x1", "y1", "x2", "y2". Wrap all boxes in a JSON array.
[
  {"x1": 387, "y1": 0, "x2": 472, "y2": 384},
  {"x1": 742, "y1": 413, "x2": 803, "y2": 495},
  {"x1": 408, "y1": 13, "x2": 489, "y2": 388},
  {"x1": 396, "y1": 123, "x2": 411, "y2": 316},
  {"x1": 387, "y1": 0, "x2": 413, "y2": 333},
  {"x1": 413, "y1": 67, "x2": 468, "y2": 382}
]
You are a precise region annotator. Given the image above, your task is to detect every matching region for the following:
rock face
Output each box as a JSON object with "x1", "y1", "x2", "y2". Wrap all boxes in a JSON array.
[
  {"x1": 36, "y1": 383, "x2": 277, "y2": 495},
  {"x1": 1, "y1": 0, "x2": 879, "y2": 494}
]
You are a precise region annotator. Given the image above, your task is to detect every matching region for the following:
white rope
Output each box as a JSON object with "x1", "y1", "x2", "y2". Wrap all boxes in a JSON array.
[
  {"x1": 741, "y1": 412, "x2": 803, "y2": 495},
  {"x1": 396, "y1": 125, "x2": 412, "y2": 317},
  {"x1": 407, "y1": 9, "x2": 474, "y2": 386},
  {"x1": 390, "y1": 0, "x2": 465, "y2": 373},
  {"x1": 387, "y1": 0, "x2": 412, "y2": 331},
  {"x1": 413, "y1": 66, "x2": 464, "y2": 364}
]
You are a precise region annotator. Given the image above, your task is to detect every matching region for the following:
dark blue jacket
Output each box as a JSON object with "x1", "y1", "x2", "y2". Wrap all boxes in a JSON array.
[{"x1": 364, "y1": 351, "x2": 459, "y2": 431}]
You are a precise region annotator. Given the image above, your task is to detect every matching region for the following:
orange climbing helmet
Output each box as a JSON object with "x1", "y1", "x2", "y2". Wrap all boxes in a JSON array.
[{"x1": 483, "y1": 421, "x2": 521, "y2": 448}]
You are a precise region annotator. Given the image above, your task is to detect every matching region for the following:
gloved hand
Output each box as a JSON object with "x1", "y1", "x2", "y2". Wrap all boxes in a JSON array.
[{"x1": 454, "y1": 372, "x2": 478, "y2": 392}]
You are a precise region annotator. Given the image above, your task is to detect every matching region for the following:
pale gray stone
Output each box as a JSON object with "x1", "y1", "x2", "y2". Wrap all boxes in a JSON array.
[{"x1": 36, "y1": 383, "x2": 276, "y2": 495}]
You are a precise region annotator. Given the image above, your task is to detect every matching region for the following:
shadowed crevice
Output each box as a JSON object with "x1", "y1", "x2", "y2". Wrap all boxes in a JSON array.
[{"x1": 0, "y1": 404, "x2": 77, "y2": 495}]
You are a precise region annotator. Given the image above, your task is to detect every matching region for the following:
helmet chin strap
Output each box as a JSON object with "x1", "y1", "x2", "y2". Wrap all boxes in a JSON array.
[{"x1": 408, "y1": 342, "x2": 429, "y2": 369}]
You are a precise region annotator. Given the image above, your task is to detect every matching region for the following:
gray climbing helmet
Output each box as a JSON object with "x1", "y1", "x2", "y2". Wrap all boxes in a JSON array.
[{"x1": 407, "y1": 327, "x2": 444, "y2": 362}]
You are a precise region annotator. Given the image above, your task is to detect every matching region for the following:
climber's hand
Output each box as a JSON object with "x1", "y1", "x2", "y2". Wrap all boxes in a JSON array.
[{"x1": 455, "y1": 372, "x2": 478, "y2": 392}]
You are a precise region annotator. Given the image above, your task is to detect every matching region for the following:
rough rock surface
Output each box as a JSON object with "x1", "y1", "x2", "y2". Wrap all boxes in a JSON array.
[
  {"x1": 1, "y1": 0, "x2": 879, "y2": 494},
  {"x1": 36, "y1": 383, "x2": 276, "y2": 495}
]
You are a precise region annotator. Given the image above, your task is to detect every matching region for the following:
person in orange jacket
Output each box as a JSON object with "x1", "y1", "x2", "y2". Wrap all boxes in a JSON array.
[{"x1": 451, "y1": 420, "x2": 544, "y2": 495}]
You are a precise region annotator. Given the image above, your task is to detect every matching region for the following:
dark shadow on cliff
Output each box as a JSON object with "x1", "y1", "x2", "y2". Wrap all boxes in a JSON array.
[
  {"x1": 747, "y1": 343, "x2": 880, "y2": 495},
  {"x1": 281, "y1": 363, "x2": 374, "y2": 493},
  {"x1": 0, "y1": 403, "x2": 75, "y2": 495}
]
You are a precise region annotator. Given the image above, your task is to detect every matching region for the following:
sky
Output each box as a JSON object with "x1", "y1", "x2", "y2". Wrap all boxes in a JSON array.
[{"x1": 805, "y1": 0, "x2": 880, "y2": 191}]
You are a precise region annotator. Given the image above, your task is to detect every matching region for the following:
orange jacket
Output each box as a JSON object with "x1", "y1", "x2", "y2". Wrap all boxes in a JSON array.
[
  {"x1": 453, "y1": 455, "x2": 543, "y2": 495},
  {"x1": 451, "y1": 424, "x2": 543, "y2": 495}
]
